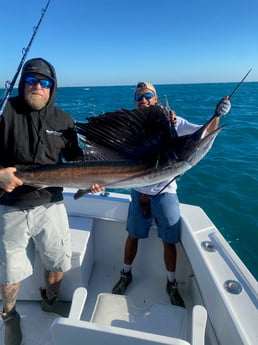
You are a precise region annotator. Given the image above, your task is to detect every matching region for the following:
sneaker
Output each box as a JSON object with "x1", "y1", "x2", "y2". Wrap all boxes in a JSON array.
[
  {"x1": 40, "y1": 289, "x2": 71, "y2": 317},
  {"x1": 112, "y1": 270, "x2": 132, "y2": 295},
  {"x1": 166, "y1": 279, "x2": 185, "y2": 308},
  {"x1": 1, "y1": 308, "x2": 22, "y2": 345}
]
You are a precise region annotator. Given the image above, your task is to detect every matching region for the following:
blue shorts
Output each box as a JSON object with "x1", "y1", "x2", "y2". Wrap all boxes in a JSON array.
[
  {"x1": 0, "y1": 201, "x2": 72, "y2": 285},
  {"x1": 127, "y1": 190, "x2": 181, "y2": 244}
]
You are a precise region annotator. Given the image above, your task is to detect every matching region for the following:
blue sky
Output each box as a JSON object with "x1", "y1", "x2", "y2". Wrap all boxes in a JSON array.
[{"x1": 1, "y1": 0, "x2": 257, "y2": 87}]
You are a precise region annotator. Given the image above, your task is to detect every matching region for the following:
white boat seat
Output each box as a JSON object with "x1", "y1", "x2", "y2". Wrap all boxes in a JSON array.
[
  {"x1": 51, "y1": 288, "x2": 207, "y2": 345},
  {"x1": 51, "y1": 318, "x2": 191, "y2": 345},
  {"x1": 91, "y1": 293, "x2": 187, "y2": 339}
]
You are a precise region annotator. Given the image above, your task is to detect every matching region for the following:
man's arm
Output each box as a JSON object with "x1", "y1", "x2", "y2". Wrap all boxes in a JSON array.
[{"x1": 208, "y1": 96, "x2": 231, "y2": 132}]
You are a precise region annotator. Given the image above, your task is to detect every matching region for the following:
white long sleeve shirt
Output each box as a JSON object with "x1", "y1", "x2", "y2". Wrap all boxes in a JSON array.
[{"x1": 134, "y1": 116, "x2": 201, "y2": 195}]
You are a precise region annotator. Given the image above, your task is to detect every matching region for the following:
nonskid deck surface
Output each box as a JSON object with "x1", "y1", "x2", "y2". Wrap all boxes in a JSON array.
[{"x1": 83, "y1": 221, "x2": 173, "y2": 317}]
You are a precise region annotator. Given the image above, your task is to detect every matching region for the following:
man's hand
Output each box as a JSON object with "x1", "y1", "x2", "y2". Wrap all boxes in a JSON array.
[
  {"x1": 90, "y1": 183, "x2": 105, "y2": 194},
  {"x1": 170, "y1": 110, "x2": 177, "y2": 127},
  {"x1": 0, "y1": 167, "x2": 23, "y2": 193},
  {"x1": 215, "y1": 96, "x2": 231, "y2": 117}
]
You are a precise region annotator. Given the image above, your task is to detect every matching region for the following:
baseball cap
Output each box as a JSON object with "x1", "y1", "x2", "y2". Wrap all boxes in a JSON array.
[
  {"x1": 21, "y1": 58, "x2": 55, "y2": 81},
  {"x1": 135, "y1": 81, "x2": 157, "y2": 95}
]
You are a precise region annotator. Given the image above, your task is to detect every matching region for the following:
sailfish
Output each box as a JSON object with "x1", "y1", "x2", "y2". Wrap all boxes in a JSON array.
[{"x1": 10, "y1": 104, "x2": 224, "y2": 199}]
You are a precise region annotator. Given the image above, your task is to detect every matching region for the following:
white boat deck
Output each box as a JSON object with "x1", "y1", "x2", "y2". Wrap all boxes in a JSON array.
[{"x1": 0, "y1": 189, "x2": 257, "y2": 345}]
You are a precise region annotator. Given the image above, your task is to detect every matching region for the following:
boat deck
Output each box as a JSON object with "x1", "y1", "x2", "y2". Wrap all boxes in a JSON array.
[
  {"x1": 0, "y1": 213, "x2": 192, "y2": 345},
  {"x1": 1, "y1": 191, "x2": 257, "y2": 345}
]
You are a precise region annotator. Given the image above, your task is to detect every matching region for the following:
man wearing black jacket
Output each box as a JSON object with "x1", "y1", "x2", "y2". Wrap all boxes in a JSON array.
[{"x1": 0, "y1": 58, "x2": 84, "y2": 345}]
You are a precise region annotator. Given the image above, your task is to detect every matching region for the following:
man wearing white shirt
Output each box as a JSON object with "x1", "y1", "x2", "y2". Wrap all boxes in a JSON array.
[{"x1": 112, "y1": 81, "x2": 230, "y2": 307}]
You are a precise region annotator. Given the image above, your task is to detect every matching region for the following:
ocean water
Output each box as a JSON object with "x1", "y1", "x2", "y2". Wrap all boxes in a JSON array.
[{"x1": 54, "y1": 82, "x2": 258, "y2": 280}]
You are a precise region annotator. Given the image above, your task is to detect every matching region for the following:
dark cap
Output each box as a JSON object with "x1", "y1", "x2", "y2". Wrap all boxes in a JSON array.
[{"x1": 21, "y1": 58, "x2": 55, "y2": 81}]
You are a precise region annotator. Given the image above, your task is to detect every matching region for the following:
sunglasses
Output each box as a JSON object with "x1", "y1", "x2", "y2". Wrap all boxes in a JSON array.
[
  {"x1": 135, "y1": 92, "x2": 155, "y2": 101},
  {"x1": 24, "y1": 75, "x2": 53, "y2": 89}
]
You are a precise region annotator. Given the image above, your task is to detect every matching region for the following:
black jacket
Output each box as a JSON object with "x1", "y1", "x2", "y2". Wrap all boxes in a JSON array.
[{"x1": 0, "y1": 59, "x2": 83, "y2": 207}]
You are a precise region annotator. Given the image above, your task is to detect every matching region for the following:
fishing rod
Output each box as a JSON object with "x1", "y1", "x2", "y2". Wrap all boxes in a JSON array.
[
  {"x1": 0, "y1": 0, "x2": 51, "y2": 116},
  {"x1": 155, "y1": 68, "x2": 252, "y2": 195},
  {"x1": 228, "y1": 68, "x2": 252, "y2": 100}
]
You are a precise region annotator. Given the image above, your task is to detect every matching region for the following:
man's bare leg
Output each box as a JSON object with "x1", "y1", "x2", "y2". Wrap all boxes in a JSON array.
[
  {"x1": 40, "y1": 270, "x2": 71, "y2": 317},
  {"x1": 0, "y1": 283, "x2": 22, "y2": 345}
]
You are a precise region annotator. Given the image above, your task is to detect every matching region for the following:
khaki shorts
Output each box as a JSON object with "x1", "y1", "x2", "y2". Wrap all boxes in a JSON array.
[{"x1": 0, "y1": 201, "x2": 71, "y2": 285}]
